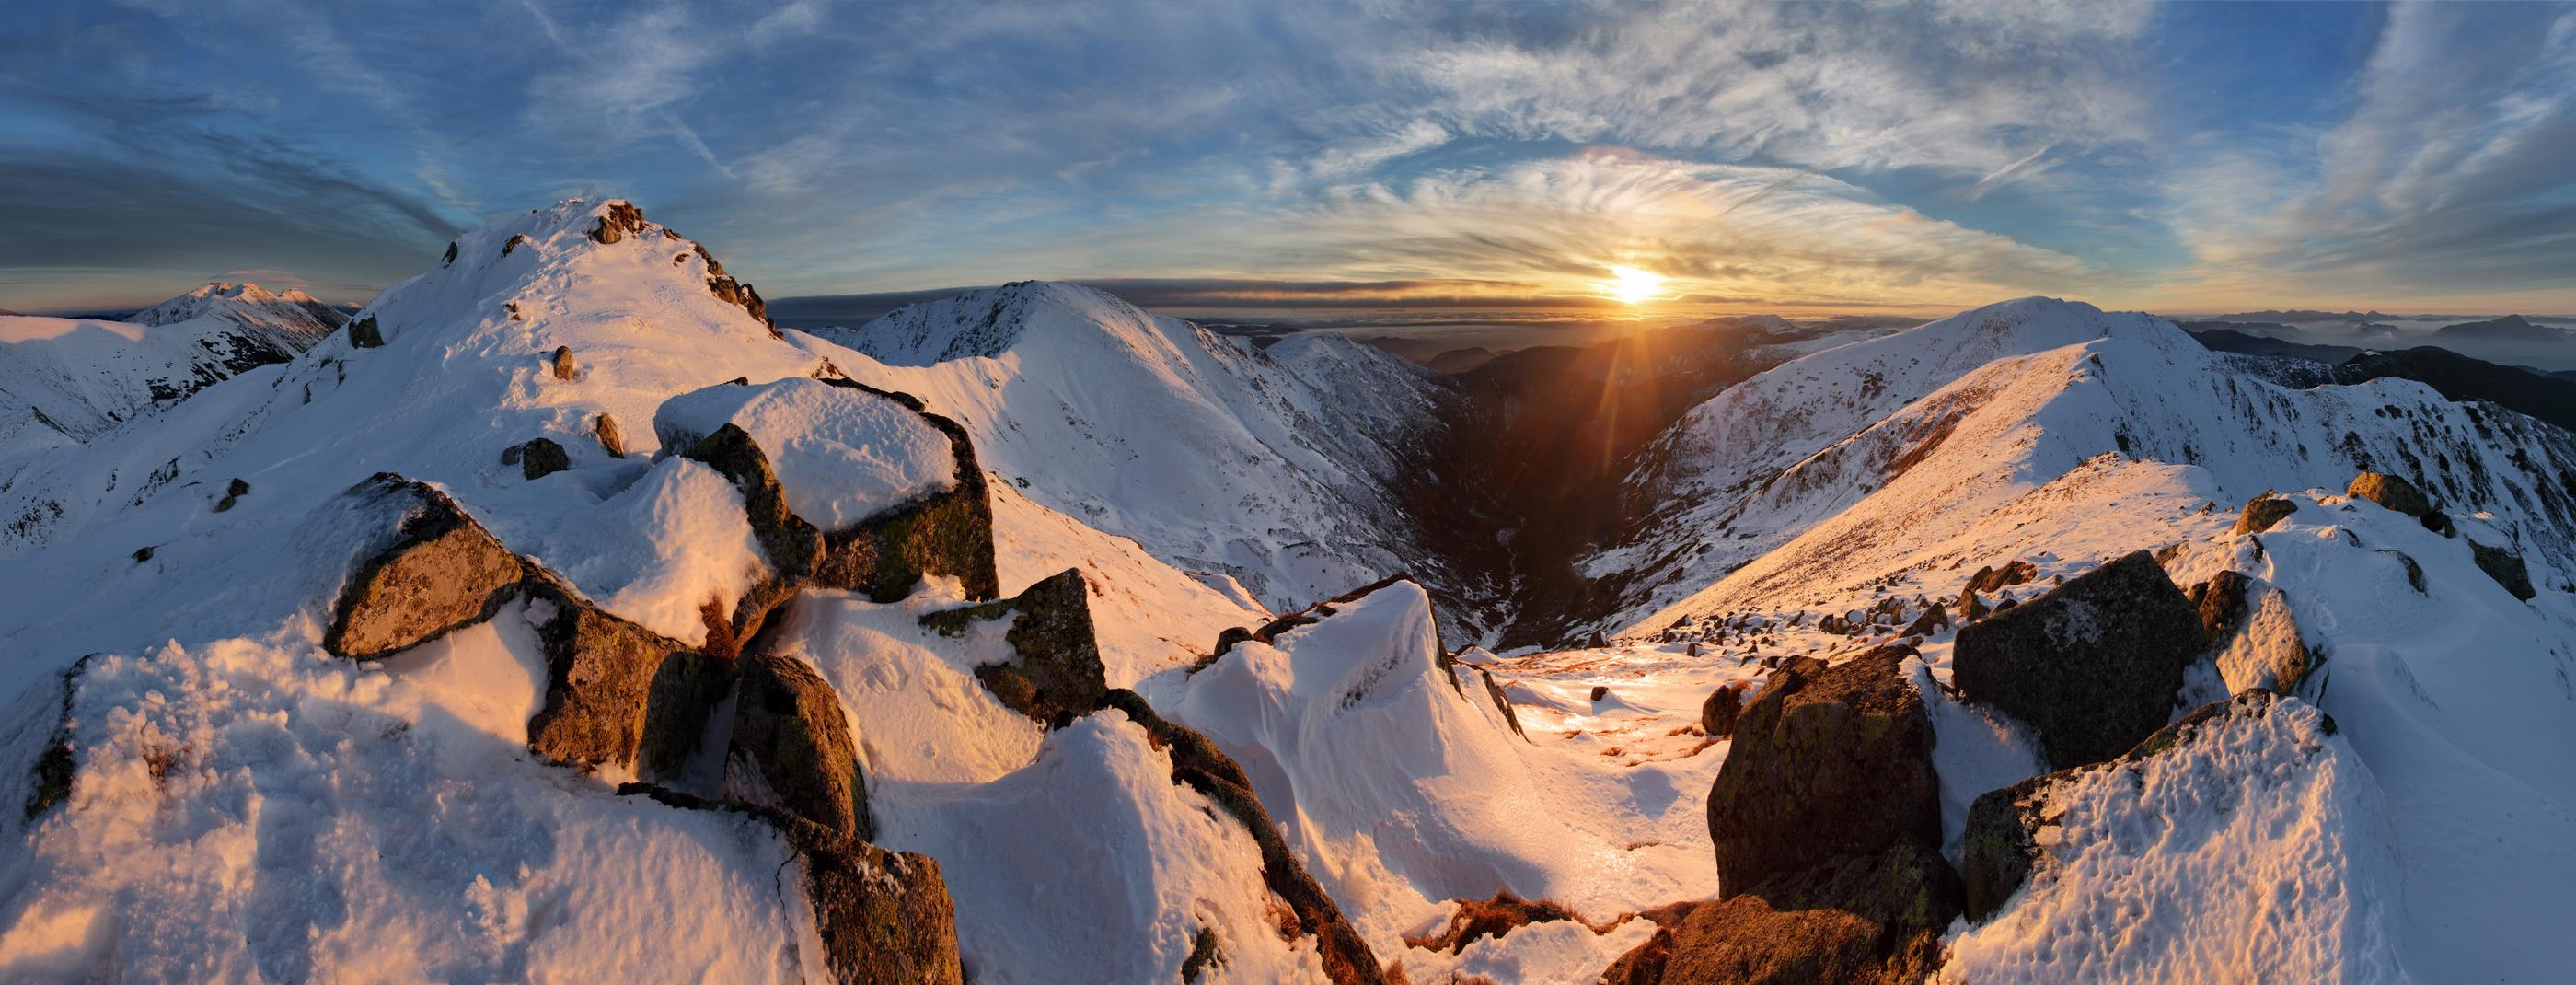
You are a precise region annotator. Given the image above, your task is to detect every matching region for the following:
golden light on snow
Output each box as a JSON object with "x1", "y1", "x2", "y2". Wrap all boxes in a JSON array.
[{"x1": 1606, "y1": 265, "x2": 1664, "y2": 304}]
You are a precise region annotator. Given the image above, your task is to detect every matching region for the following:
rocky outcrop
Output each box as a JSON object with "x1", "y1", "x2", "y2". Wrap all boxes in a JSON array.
[
  {"x1": 727, "y1": 649, "x2": 873, "y2": 840},
  {"x1": 518, "y1": 438, "x2": 570, "y2": 481},
  {"x1": 1900, "y1": 601, "x2": 1949, "y2": 638},
  {"x1": 347, "y1": 315, "x2": 385, "y2": 349},
  {"x1": 2190, "y1": 571, "x2": 2316, "y2": 692},
  {"x1": 2348, "y1": 471, "x2": 2434, "y2": 521},
  {"x1": 619, "y1": 784, "x2": 963, "y2": 985},
  {"x1": 589, "y1": 201, "x2": 648, "y2": 245},
  {"x1": 922, "y1": 569, "x2": 1107, "y2": 728},
  {"x1": 21, "y1": 655, "x2": 95, "y2": 820},
  {"x1": 1099, "y1": 690, "x2": 1385, "y2": 985},
  {"x1": 1700, "y1": 681, "x2": 1746, "y2": 738},
  {"x1": 323, "y1": 475, "x2": 524, "y2": 660},
  {"x1": 1403, "y1": 892, "x2": 1600, "y2": 955},
  {"x1": 1960, "y1": 690, "x2": 2324, "y2": 920},
  {"x1": 1607, "y1": 844, "x2": 1959, "y2": 985},
  {"x1": 522, "y1": 583, "x2": 709, "y2": 768},
  {"x1": 2472, "y1": 539, "x2": 2537, "y2": 600},
  {"x1": 1965, "y1": 560, "x2": 2037, "y2": 596},
  {"x1": 1952, "y1": 550, "x2": 2205, "y2": 770},
  {"x1": 2231, "y1": 493, "x2": 2298, "y2": 535},
  {"x1": 1705, "y1": 645, "x2": 1939, "y2": 895}
]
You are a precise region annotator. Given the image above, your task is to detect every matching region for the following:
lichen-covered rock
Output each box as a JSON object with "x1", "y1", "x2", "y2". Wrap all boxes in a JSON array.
[
  {"x1": 1959, "y1": 689, "x2": 2325, "y2": 921},
  {"x1": 727, "y1": 649, "x2": 873, "y2": 840},
  {"x1": 1952, "y1": 550, "x2": 2205, "y2": 770},
  {"x1": 2472, "y1": 539, "x2": 2537, "y2": 601},
  {"x1": 347, "y1": 315, "x2": 385, "y2": 349},
  {"x1": 1098, "y1": 690, "x2": 1386, "y2": 985},
  {"x1": 1705, "y1": 645, "x2": 1939, "y2": 896},
  {"x1": 1607, "y1": 844, "x2": 1960, "y2": 985},
  {"x1": 2347, "y1": 471, "x2": 2433, "y2": 520},
  {"x1": 324, "y1": 476, "x2": 523, "y2": 659},
  {"x1": 2231, "y1": 494, "x2": 2298, "y2": 535},
  {"x1": 523, "y1": 584, "x2": 704, "y2": 767},
  {"x1": 619, "y1": 784, "x2": 963, "y2": 985},
  {"x1": 921, "y1": 568, "x2": 1107, "y2": 727},
  {"x1": 518, "y1": 437, "x2": 570, "y2": 481}
]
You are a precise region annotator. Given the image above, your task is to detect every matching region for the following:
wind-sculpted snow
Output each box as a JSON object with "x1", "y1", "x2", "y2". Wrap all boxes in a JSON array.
[
  {"x1": 654, "y1": 377, "x2": 957, "y2": 531},
  {"x1": 806, "y1": 281, "x2": 1477, "y2": 635}
]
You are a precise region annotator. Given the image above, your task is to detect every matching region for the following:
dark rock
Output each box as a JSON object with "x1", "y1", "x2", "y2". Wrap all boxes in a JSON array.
[
  {"x1": 618, "y1": 784, "x2": 962, "y2": 984},
  {"x1": 1590, "y1": 685, "x2": 1611, "y2": 702},
  {"x1": 1962, "y1": 690, "x2": 2321, "y2": 921},
  {"x1": 518, "y1": 438, "x2": 570, "y2": 481},
  {"x1": 727, "y1": 648, "x2": 873, "y2": 839},
  {"x1": 1182, "y1": 927, "x2": 1224, "y2": 983},
  {"x1": 1474, "y1": 666, "x2": 1526, "y2": 739},
  {"x1": 550, "y1": 345, "x2": 578, "y2": 381},
  {"x1": 2189, "y1": 569, "x2": 2255, "y2": 642},
  {"x1": 1706, "y1": 645, "x2": 1939, "y2": 896},
  {"x1": 324, "y1": 476, "x2": 523, "y2": 660},
  {"x1": 1900, "y1": 601, "x2": 1949, "y2": 637},
  {"x1": 590, "y1": 201, "x2": 648, "y2": 245},
  {"x1": 2347, "y1": 472, "x2": 2434, "y2": 519},
  {"x1": 442, "y1": 241, "x2": 457, "y2": 267},
  {"x1": 921, "y1": 569, "x2": 1107, "y2": 727},
  {"x1": 347, "y1": 315, "x2": 385, "y2": 348},
  {"x1": 502, "y1": 234, "x2": 532, "y2": 256},
  {"x1": 1404, "y1": 891, "x2": 1596, "y2": 955},
  {"x1": 1700, "y1": 681, "x2": 1746, "y2": 738},
  {"x1": 2471, "y1": 539, "x2": 2537, "y2": 600},
  {"x1": 2377, "y1": 549, "x2": 2426, "y2": 593},
  {"x1": 594, "y1": 412, "x2": 626, "y2": 458},
  {"x1": 523, "y1": 582, "x2": 708, "y2": 768},
  {"x1": 1952, "y1": 550, "x2": 2205, "y2": 770},
  {"x1": 2232, "y1": 494, "x2": 2297, "y2": 535},
  {"x1": 1959, "y1": 590, "x2": 1989, "y2": 623},
  {"x1": 131, "y1": 546, "x2": 153, "y2": 562},
  {"x1": 22, "y1": 655, "x2": 95, "y2": 820},
  {"x1": 1098, "y1": 690, "x2": 1385, "y2": 984},
  {"x1": 214, "y1": 477, "x2": 250, "y2": 512},
  {"x1": 1212, "y1": 626, "x2": 1257, "y2": 660},
  {"x1": 1965, "y1": 560, "x2": 2038, "y2": 596},
  {"x1": 1611, "y1": 844, "x2": 1960, "y2": 985}
]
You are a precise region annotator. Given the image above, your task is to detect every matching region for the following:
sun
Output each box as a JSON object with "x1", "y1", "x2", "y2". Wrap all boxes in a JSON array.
[{"x1": 1607, "y1": 265, "x2": 1664, "y2": 304}]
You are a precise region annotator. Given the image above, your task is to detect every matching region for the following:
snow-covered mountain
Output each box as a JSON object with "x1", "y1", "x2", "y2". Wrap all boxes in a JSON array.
[
  {"x1": 805, "y1": 282, "x2": 1497, "y2": 637},
  {"x1": 0, "y1": 282, "x2": 347, "y2": 461}
]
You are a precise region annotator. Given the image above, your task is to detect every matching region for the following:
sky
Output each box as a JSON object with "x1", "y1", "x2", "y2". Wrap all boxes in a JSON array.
[{"x1": 3, "y1": 0, "x2": 2574, "y2": 318}]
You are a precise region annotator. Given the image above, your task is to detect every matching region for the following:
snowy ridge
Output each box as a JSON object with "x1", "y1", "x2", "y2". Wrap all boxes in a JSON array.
[
  {"x1": 127, "y1": 280, "x2": 347, "y2": 350},
  {"x1": 806, "y1": 282, "x2": 1471, "y2": 631}
]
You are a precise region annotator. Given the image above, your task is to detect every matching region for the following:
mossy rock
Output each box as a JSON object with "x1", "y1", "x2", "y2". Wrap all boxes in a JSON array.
[
  {"x1": 323, "y1": 475, "x2": 524, "y2": 660},
  {"x1": 727, "y1": 649, "x2": 872, "y2": 839},
  {"x1": 1952, "y1": 550, "x2": 2205, "y2": 770},
  {"x1": 1706, "y1": 645, "x2": 1939, "y2": 897},
  {"x1": 922, "y1": 569, "x2": 1106, "y2": 727}
]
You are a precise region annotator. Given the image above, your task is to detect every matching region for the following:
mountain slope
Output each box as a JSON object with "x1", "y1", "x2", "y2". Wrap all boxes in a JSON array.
[{"x1": 803, "y1": 282, "x2": 1496, "y2": 637}]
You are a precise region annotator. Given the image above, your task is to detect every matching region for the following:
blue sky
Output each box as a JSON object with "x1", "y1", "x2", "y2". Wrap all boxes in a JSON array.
[{"x1": 4, "y1": 1, "x2": 2572, "y2": 316}]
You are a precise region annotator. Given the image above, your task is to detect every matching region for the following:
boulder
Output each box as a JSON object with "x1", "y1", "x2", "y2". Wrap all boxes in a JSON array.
[
  {"x1": 347, "y1": 315, "x2": 385, "y2": 348},
  {"x1": 2347, "y1": 471, "x2": 2433, "y2": 520},
  {"x1": 1900, "y1": 601, "x2": 1949, "y2": 637},
  {"x1": 2471, "y1": 539, "x2": 2537, "y2": 601},
  {"x1": 518, "y1": 438, "x2": 570, "y2": 481},
  {"x1": 594, "y1": 412, "x2": 626, "y2": 458},
  {"x1": 1606, "y1": 844, "x2": 1960, "y2": 985},
  {"x1": 1700, "y1": 681, "x2": 1746, "y2": 738},
  {"x1": 726, "y1": 649, "x2": 873, "y2": 839},
  {"x1": 324, "y1": 476, "x2": 524, "y2": 659},
  {"x1": 550, "y1": 344, "x2": 578, "y2": 381},
  {"x1": 2187, "y1": 569, "x2": 2254, "y2": 641},
  {"x1": 214, "y1": 477, "x2": 249, "y2": 513},
  {"x1": 920, "y1": 568, "x2": 1108, "y2": 727},
  {"x1": 441, "y1": 241, "x2": 457, "y2": 267},
  {"x1": 1951, "y1": 550, "x2": 2204, "y2": 770},
  {"x1": 1965, "y1": 560, "x2": 2037, "y2": 596},
  {"x1": 523, "y1": 584, "x2": 709, "y2": 768},
  {"x1": 619, "y1": 784, "x2": 963, "y2": 985},
  {"x1": 2231, "y1": 494, "x2": 2297, "y2": 535},
  {"x1": 1705, "y1": 645, "x2": 1939, "y2": 896},
  {"x1": 589, "y1": 201, "x2": 648, "y2": 244},
  {"x1": 1960, "y1": 690, "x2": 2324, "y2": 920},
  {"x1": 2195, "y1": 573, "x2": 2316, "y2": 693}
]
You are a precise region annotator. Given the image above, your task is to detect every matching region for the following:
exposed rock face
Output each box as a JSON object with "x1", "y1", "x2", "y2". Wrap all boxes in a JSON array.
[
  {"x1": 727, "y1": 649, "x2": 873, "y2": 840},
  {"x1": 1403, "y1": 892, "x2": 1598, "y2": 955},
  {"x1": 1965, "y1": 560, "x2": 2038, "y2": 596},
  {"x1": 2188, "y1": 569, "x2": 2254, "y2": 641},
  {"x1": 348, "y1": 315, "x2": 385, "y2": 348},
  {"x1": 1900, "y1": 601, "x2": 1949, "y2": 637},
  {"x1": 1611, "y1": 844, "x2": 1960, "y2": 985},
  {"x1": 1700, "y1": 681, "x2": 1745, "y2": 738},
  {"x1": 518, "y1": 438, "x2": 570, "y2": 481},
  {"x1": 2348, "y1": 471, "x2": 2434, "y2": 520},
  {"x1": 1099, "y1": 690, "x2": 1386, "y2": 985},
  {"x1": 921, "y1": 569, "x2": 1107, "y2": 727},
  {"x1": 619, "y1": 784, "x2": 963, "y2": 985},
  {"x1": 2231, "y1": 494, "x2": 2298, "y2": 535},
  {"x1": 21, "y1": 655, "x2": 94, "y2": 820},
  {"x1": 442, "y1": 241, "x2": 457, "y2": 267},
  {"x1": 1705, "y1": 645, "x2": 1940, "y2": 896},
  {"x1": 523, "y1": 585, "x2": 705, "y2": 768},
  {"x1": 1960, "y1": 690, "x2": 2324, "y2": 921},
  {"x1": 1952, "y1": 550, "x2": 2205, "y2": 770},
  {"x1": 2472, "y1": 539, "x2": 2537, "y2": 600},
  {"x1": 2192, "y1": 572, "x2": 2316, "y2": 693},
  {"x1": 323, "y1": 475, "x2": 524, "y2": 659},
  {"x1": 589, "y1": 201, "x2": 648, "y2": 245}
]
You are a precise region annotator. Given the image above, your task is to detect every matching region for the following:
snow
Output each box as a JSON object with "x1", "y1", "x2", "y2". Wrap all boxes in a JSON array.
[
  {"x1": 653, "y1": 377, "x2": 956, "y2": 531},
  {"x1": 1941, "y1": 696, "x2": 2409, "y2": 985},
  {"x1": 871, "y1": 712, "x2": 1329, "y2": 985},
  {"x1": 759, "y1": 585, "x2": 1045, "y2": 786},
  {"x1": 503, "y1": 457, "x2": 769, "y2": 646},
  {"x1": 986, "y1": 480, "x2": 1268, "y2": 690}
]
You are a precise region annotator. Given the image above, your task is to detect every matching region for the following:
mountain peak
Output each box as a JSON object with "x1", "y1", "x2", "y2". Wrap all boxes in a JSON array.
[{"x1": 836, "y1": 280, "x2": 1157, "y2": 366}]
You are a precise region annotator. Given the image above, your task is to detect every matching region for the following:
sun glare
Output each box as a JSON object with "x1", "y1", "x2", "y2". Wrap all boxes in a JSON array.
[{"x1": 1608, "y1": 265, "x2": 1663, "y2": 304}]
